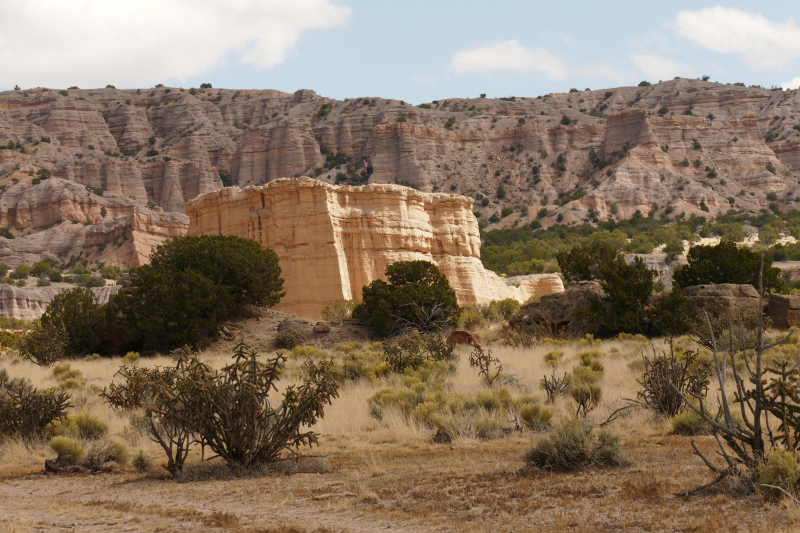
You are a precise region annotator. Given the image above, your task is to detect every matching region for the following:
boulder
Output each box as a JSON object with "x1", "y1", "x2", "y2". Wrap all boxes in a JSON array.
[
  {"x1": 683, "y1": 284, "x2": 760, "y2": 316},
  {"x1": 510, "y1": 281, "x2": 602, "y2": 339},
  {"x1": 313, "y1": 322, "x2": 331, "y2": 333},
  {"x1": 768, "y1": 293, "x2": 800, "y2": 329},
  {"x1": 277, "y1": 318, "x2": 308, "y2": 333}
]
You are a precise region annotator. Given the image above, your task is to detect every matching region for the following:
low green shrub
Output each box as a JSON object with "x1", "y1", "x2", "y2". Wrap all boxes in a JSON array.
[
  {"x1": 272, "y1": 329, "x2": 304, "y2": 350},
  {"x1": 670, "y1": 404, "x2": 712, "y2": 435},
  {"x1": 382, "y1": 331, "x2": 456, "y2": 373},
  {"x1": 524, "y1": 418, "x2": 627, "y2": 471},
  {"x1": 289, "y1": 346, "x2": 328, "y2": 359},
  {"x1": 49, "y1": 411, "x2": 108, "y2": 439},
  {"x1": 74, "y1": 412, "x2": 108, "y2": 439},
  {"x1": 52, "y1": 364, "x2": 77, "y2": 380},
  {"x1": 544, "y1": 351, "x2": 563, "y2": 368},
  {"x1": 81, "y1": 440, "x2": 130, "y2": 471},
  {"x1": 520, "y1": 404, "x2": 554, "y2": 430},
  {"x1": 133, "y1": 450, "x2": 154, "y2": 472},
  {"x1": 568, "y1": 365, "x2": 602, "y2": 385},
  {"x1": 670, "y1": 398, "x2": 743, "y2": 436},
  {"x1": 577, "y1": 334, "x2": 601, "y2": 347},
  {"x1": 49, "y1": 436, "x2": 83, "y2": 464},
  {"x1": 368, "y1": 370, "x2": 539, "y2": 440},
  {"x1": 340, "y1": 349, "x2": 391, "y2": 382},
  {"x1": 321, "y1": 299, "x2": 359, "y2": 324},
  {"x1": 332, "y1": 343, "x2": 356, "y2": 355},
  {"x1": 566, "y1": 354, "x2": 604, "y2": 416},
  {"x1": 59, "y1": 378, "x2": 84, "y2": 390},
  {"x1": 52, "y1": 363, "x2": 89, "y2": 390},
  {"x1": 570, "y1": 384, "x2": 602, "y2": 416},
  {"x1": 757, "y1": 449, "x2": 799, "y2": 502},
  {"x1": 104, "y1": 440, "x2": 130, "y2": 464},
  {"x1": 456, "y1": 306, "x2": 485, "y2": 330},
  {"x1": 576, "y1": 351, "x2": 606, "y2": 373}
]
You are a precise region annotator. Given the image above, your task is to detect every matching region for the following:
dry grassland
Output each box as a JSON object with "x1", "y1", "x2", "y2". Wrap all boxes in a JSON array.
[{"x1": 1, "y1": 331, "x2": 798, "y2": 532}]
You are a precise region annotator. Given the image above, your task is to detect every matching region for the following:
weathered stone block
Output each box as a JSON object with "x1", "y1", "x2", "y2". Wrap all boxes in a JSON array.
[{"x1": 768, "y1": 293, "x2": 800, "y2": 329}]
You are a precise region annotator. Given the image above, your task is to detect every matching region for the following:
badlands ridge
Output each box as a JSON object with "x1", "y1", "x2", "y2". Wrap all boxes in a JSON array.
[{"x1": 1, "y1": 80, "x2": 799, "y2": 316}]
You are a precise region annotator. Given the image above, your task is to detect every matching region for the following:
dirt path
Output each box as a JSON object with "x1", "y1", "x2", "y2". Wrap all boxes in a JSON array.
[{"x1": 0, "y1": 472, "x2": 431, "y2": 533}]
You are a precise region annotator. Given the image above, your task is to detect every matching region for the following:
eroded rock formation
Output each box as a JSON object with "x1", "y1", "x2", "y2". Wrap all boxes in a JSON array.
[
  {"x1": 0, "y1": 193, "x2": 187, "y2": 268},
  {"x1": 1, "y1": 80, "x2": 800, "y2": 269},
  {"x1": 684, "y1": 283, "x2": 761, "y2": 316},
  {"x1": 510, "y1": 280, "x2": 602, "y2": 338},
  {"x1": 768, "y1": 293, "x2": 800, "y2": 329},
  {"x1": 0, "y1": 284, "x2": 121, "y2": 320},
  {"x1": 186, "y1": 178, "x2": 563, "y2": 319}
]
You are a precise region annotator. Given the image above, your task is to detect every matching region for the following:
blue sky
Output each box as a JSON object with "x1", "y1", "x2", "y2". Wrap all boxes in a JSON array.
[{"x1": 1, "y1": 1, "x2": 799, "y2": 102}]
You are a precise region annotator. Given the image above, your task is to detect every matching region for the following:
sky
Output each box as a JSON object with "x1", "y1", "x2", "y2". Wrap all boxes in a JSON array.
[{"x1": 1, "y1": 1, "x2": 800, "y2": 103}]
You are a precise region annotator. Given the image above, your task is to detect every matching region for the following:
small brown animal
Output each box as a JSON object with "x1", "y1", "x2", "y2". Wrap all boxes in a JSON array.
[{"x1": 447, "y1": 330, "x2": 481, "y2": 345}]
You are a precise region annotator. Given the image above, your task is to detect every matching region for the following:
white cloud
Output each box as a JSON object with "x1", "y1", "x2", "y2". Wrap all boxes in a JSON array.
[
  {"x1": 630, "y1": 53, "x2": 694, "y2": 81},
  {"x1": 0, "y1": 0, "x2": 351, "y2": 88},
  {"x1": 783, "y1": 76, "x2": 800, "y2": 90},
  {"x1": 449, "y1": 40, "x2": 567, "y2": 80},
  {"x1": 673, "y1": 7, "x2": 800, "y2": 70}
]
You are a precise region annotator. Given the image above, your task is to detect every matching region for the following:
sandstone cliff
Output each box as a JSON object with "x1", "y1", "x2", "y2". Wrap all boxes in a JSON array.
[
  {"x1": 0, "y1": 178, "x2": 188, "y2": 268},
  {"x1": 2, "y1": 79, "x2": 800, "y2": 268},
  {"x1": 0, "y1": 284, "x2": 121, "y2": 320},
  {"x1": 186, "y1": 178, "x2": 563, "y2": 319}
]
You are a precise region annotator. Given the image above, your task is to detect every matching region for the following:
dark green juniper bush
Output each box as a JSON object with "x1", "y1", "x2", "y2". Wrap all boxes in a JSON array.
[
  {"x1": 109, "y1": 235, "x2": 285, "y2": 351},
  {"x1": 356, "y1": 260, "x2": 458, "y2": 337}
]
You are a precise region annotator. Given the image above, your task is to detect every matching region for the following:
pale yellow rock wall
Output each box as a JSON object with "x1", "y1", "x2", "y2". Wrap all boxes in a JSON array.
[
  {"x1": 94, "y1": 207, "x2": 190, "y2": 267},
  {"x1": 186, "y1": 178, "x2": 563, "y2": 319}
]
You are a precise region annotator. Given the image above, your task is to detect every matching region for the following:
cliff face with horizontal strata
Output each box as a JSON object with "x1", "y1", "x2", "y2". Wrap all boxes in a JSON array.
[
  {"x1": 0, "y1": 192, "x2": 187, "y2": 269},
  {"x1": 0, "y1": 284, "x2": 121, "y2": 320},
  {"x1": 186, "y1": 178, "x2": 563, "y2": 319},
  {"x1": 2, "y1": 79, "x2": 800, "y2": 270}
]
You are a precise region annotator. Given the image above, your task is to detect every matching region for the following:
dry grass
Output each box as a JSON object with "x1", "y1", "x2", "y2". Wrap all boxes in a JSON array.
[{"x1": 0, "y1": 332, "x2": 798, "y2": 531}]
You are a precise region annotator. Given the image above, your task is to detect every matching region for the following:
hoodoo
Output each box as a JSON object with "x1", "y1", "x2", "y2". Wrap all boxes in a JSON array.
[{"x1": 186, "y1": 178, "x2": 563, "y2": 319}]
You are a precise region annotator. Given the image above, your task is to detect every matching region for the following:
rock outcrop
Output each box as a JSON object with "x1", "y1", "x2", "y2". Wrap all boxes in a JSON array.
[
  {"x1": 503, "y1": 274, "x2": 566, "y2": 297},
  {"x1": 2, "y1": 80, "x2": 800, "y2": 268},
  {"x1": 768, "y1": 293, "x2": 800, "y2": 329},
  {"x1": 510, "y1": 281, "x2": 602, "y2": 338},
  {"x1": 186, "y1": 178, "x2": 563, "y2": 319},
  {"x1": 683, "y1": 284, "x2": 761, "y2": 316},
  {"x1": 0, "y1": 284, "x2": 121, "y2": 319},
  {"x1": 0, "y1": 196, "x2": 187, "y2": 268}
]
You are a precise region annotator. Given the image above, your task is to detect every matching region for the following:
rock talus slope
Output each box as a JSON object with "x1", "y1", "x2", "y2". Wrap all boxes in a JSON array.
[{"x1": 187, "y1": 178, "x2": 563, "y2": 319}]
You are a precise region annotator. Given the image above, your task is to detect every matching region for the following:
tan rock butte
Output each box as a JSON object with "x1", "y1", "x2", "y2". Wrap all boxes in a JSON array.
[{"x1": 186, "y1": 178, "x2": 563, "y2": 319}]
